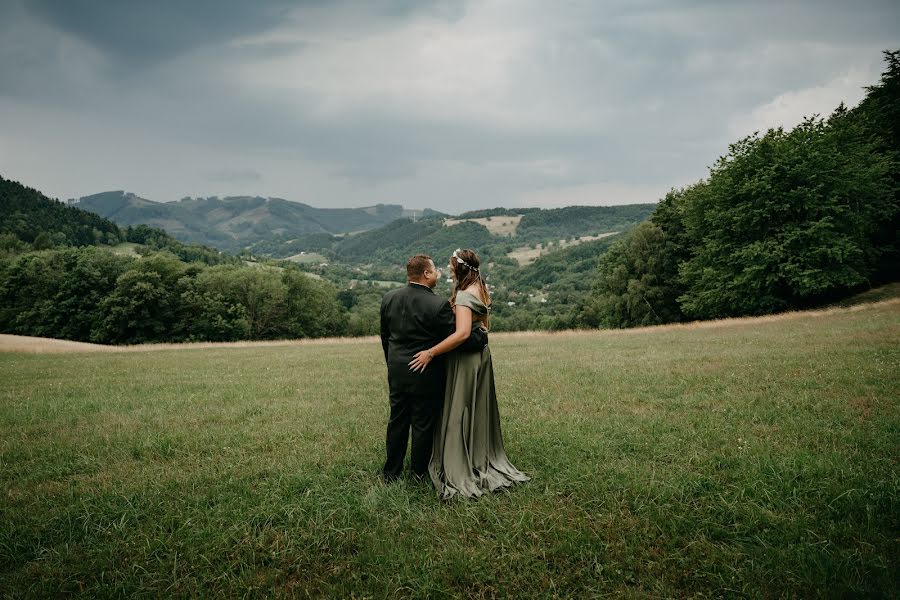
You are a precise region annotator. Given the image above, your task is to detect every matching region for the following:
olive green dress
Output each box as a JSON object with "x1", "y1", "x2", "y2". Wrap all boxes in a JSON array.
[{"x1": 429, "y1": 291, "x2": 530, "y2": 499}]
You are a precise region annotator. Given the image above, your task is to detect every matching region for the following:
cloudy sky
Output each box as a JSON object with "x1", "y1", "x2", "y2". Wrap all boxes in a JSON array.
[{"x1": 1, "y1": 1, "x2": 897, "y2": 212}]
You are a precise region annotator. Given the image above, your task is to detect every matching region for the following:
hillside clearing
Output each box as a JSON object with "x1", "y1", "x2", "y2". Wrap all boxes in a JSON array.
[
  {"x1": 508, "y1": 231, "x2": 620, "y2": 265},
  {"x1": 444, "y1": 214, "x2": 523, "y2": 236},
  {"x1": 283, "y1": 252, "x2": 328, "y2": 264}
]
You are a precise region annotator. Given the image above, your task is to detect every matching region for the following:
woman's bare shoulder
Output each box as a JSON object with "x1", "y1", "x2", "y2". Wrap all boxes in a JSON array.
[{"x1": 460, "y1": 285, "x2": 482, "y2": 296}]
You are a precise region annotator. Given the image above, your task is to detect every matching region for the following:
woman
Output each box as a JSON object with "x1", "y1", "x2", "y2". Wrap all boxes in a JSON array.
[{"x1": 409, "y1": 248, "x2": 530, "y2": 499}]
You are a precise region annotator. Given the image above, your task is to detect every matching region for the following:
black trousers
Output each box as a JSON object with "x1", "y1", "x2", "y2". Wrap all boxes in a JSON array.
[{"x1": 383, "y1": 385, "x2": 440, "y2": 479}]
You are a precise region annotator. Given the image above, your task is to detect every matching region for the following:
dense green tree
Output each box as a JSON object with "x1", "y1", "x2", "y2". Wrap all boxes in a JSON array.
[
  {"x1": 584, "y1": 50, "x2": 899, "y2": 327},
  {"x1": 0, "y1": 247, "x2": 134, "y2": 341},
  {"x1": 282, "y1": 269, "x2": 347, "y2": 338},
  {"x1": 0, "y1": 176, "x2": 122, "y2": 247},
  {"x1": 126, "y1": 224, "x2": 237, "y2": 266},
  {"x1": 0, "y1": 233, "x2": 27, "y2": 257},
  {"x1": 854, "y1": 50, "x2": 900, "y2": 282},
  {"x1": 347, "y1": 302, "x2": 380, "y2": 336},
  {"x1": 678, "y1": 114, "x2": 895, "y2": 318},
  {"x1": 0, "y1": 249, "x2": 351, "y2": 344},
  {"x1": 195, "y1": 265, "x2": 287, "y2": 339},
  {"x1": 178, "y1": 280, "x2": 250, "y2": 342},
  {"x1": 581, "y1": 222, "x2": 683, "y2": 328},
  {"x1": 94, "y1": 253, "x2": 189, "y2": 343}
]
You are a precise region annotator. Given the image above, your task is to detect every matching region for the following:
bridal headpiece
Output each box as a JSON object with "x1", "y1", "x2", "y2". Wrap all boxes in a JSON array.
[{"x1": 452, "y1": 248, "x2": 478, "y2": 273}]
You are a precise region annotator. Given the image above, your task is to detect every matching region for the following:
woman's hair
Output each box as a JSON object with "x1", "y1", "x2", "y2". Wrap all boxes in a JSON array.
[{"x1": 450, "y1": 249, "x2": 491, "y2": 326}]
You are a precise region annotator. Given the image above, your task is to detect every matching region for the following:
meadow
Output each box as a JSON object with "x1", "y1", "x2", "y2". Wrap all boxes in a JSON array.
[{"x1": 1, "y1": 300, "x2": 898, "y2": 598}]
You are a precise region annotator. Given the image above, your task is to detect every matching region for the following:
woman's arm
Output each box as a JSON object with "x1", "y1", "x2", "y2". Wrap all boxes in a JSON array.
[{"x1": 408, "y1": 305, "x2": 473, "y2": 373}]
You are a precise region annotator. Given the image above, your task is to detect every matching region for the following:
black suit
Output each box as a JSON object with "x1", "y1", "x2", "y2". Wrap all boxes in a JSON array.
[{"x1": 380, "y1": 282, "x2": 454, "y2": 479}]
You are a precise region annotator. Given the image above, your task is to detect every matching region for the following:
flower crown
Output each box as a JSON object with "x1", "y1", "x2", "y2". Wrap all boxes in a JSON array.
[{"x1": 452, "y1": 248, "x2": 479, "y2": 273}]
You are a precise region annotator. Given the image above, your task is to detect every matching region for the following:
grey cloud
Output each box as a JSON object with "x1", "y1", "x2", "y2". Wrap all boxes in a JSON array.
[
  {"x1": 24, "y1": 0, "x2": 297, "y2": 67},
  {"x1": 1, "y1": 0, "x2": 897, "y2": 209},
  {"x1": 206, "y1": 168, "x2": 263, "y2": 183},
  {"x1": 20, "y1": 0, "x2": 468, "y2": 69}
]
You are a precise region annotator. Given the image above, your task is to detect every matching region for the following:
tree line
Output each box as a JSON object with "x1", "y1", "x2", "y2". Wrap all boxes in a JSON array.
[
  {"x1": 580, "y1": 50, "x2": 899, "y2": 328},
  {"x1": 0, "y1": 247, "x2": 347, "y2": 344},
  {"x1": 0, "y1": 179, "x2": 348, "y2": 344}
]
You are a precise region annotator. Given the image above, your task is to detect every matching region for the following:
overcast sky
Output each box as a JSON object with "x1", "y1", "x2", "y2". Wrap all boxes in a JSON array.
[{"x1": 1, "y1": 1, "x2": 897, "y2": 211}]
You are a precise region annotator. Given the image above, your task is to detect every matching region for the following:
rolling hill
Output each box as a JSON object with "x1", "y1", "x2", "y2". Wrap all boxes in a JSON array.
[
  {"x1": 325, "y1": 204, "x2": 656, "y2": 267},
  {"x1": 72, "y1": 191, "x2": 656, "y2": 264},
  {"x1": 1, "y1": 176, "x2": 123, "y2": 248},
  {"x1": 73, "y1": 191, "x2": 436, "y2": 253}
]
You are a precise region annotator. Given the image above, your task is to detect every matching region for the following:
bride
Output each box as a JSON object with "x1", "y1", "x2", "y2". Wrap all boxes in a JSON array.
[{"x1": 409, "y1": 248, "x2": 530, "y2": 499}]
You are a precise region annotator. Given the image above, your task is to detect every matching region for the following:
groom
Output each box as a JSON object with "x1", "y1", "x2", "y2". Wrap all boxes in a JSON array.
[{"x1": 379, "y1": 254, "x2": 454, "y2": 482}]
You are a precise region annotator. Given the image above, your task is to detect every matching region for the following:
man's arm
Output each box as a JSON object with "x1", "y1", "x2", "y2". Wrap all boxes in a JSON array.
[{"x1": 380, "y1": 297, "x2": 390, "y2": 363}]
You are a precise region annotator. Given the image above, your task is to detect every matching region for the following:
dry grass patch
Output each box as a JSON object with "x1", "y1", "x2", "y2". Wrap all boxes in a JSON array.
[
  {"x1": 444, "y1": 215, "x2": 523, "y2": 237},
  {"x1": 0, "y1": 333, "x2": 381, "y2": 354},
  {"x1": 283, "y1": 252, "x2": 327, "y2": 265}
]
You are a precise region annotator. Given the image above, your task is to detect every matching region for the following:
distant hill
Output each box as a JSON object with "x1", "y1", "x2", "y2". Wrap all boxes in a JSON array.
[
  {"x1": 70, "y1": 189, "x2": 655, "y2": 264},
  {"x1": 1, "y1": 176, "x2": 123, "y2": 248},
  {"x1": 333, "y1": 217, "x2": 498, "y2": 265},
  {"x1": 73, "y1": 191, "x2": 435, "y2": 253},
  {"x1": 0, "y1": 176, "x2": 238, "y2": 265},
  {"x1": 515, "y1": 205, "x2": 657, "y2": 243},
  {"x1": 326, "y1": 204, "x2": 655, "y2": 267}
]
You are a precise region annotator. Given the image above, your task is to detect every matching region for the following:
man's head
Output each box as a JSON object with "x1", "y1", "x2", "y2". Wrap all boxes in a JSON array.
[{"x1": 407, "y1": 254, "x2": 441, "y2": 289}]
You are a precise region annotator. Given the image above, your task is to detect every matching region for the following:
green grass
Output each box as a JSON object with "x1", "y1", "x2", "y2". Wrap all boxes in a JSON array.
[{"x1": 1, "y1": 302, "x2": 898, "y2": 598}]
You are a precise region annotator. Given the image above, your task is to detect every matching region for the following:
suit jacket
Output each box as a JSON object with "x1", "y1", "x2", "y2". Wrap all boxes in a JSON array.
[{"x1": 380, "y1": 283, "x2": 455, "y2": 394}]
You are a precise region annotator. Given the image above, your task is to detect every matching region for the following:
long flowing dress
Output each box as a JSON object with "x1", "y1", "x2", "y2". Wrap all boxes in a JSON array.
[{"x1": 429, "y1": 291, "x2": 530, "y2": 499}]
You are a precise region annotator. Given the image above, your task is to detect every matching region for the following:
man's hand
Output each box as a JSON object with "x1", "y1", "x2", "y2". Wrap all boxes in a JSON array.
[{"x1": 408, "y1": 350, "x2": 433, "y2": 373}]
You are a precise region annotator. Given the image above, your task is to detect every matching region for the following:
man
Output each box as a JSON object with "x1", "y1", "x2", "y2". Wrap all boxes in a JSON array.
[{"x1": 380, "y1": 255, "x2": 454, "y2": 482}]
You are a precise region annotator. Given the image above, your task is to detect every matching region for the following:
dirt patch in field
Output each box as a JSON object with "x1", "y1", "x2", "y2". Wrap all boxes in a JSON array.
[{"x1": 848, "y1": 396, "x2": 874, "y2": 419}]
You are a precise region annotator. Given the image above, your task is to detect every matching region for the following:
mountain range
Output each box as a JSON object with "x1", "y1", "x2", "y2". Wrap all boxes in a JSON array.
[
  {"x1": 72, "y1": 191, "x2": 657, "y2": 262},
  {"x1": 72, "y1": 191, "x2": 437, "y2": 253}
]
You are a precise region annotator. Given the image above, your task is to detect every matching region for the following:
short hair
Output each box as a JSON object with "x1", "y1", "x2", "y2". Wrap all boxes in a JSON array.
[{"x1": 406, "y1": 254, "x2": 433, "y2": 280}]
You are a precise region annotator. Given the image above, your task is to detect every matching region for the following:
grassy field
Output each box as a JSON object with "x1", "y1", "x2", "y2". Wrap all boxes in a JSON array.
[{"x1": 1, "y1": 301, "x2": 898, "y2": 598}]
